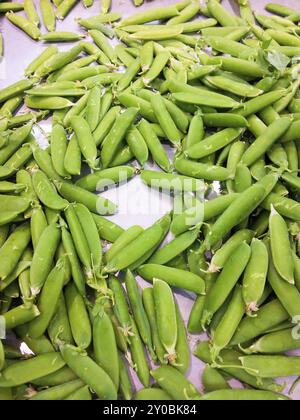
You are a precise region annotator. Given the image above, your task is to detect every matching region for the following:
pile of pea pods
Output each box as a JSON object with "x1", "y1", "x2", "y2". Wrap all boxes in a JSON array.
[{"x1": 1, "y1": 0, "x2": 300, "y2": 401}]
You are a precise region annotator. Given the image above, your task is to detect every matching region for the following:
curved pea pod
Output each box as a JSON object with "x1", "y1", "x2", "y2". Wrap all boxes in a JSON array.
[
  {"x1": 202, "y1": 242, "x2": 251, "y2": 327},
  {"x1": 241, "y1": 239, "x2": 269, "y2": 315},
  {"x1": 74, "y1": 203, "x2": 102, "y2": 280},
  {"x1": 138, "y1": 264, "x2": 205, "y2": 295},
  {"x1": 27, "y1": 258, "x2": 66, "y2": 339},
  {"x1": 32, "y1": 169, "x2": 68, "y2": 211},
  {"x1": 55, "y1": 180, "x2": 117, "y2": 215},
  {"x1": 261, "y1": 193, "x2": 300, "y2": 221},
  {"x1": 142, "y1": 287, "x2": 166, "y2": 365},
  {"x1": 32, "y1": 147, "x2": 62, "y2": 182},
  {"x1": 203, "y1": 113, "x2": 248, "y2": 128},
  {"x1": 174, "y1": 155, "x2": 231, "y2": 182},
  {"x1": 244, "y1": 328, "x2": 300, "y2": 354},
  {"x1": 153, "y1": 279, "x2": 177, "y2": 362},
  {"x1": 50, "y1": 124, "x2": 69, "y2": 179},
  {"x1": 65, "y1": 283, "x2": 92, "y2": 350},
  {"x1": 92, "y1": 213, "x2": 124, "y2": 243},
  {"x1": 76, "y1": 166, "x2": 136, "y2": 192},
  {"x1": 150, "y1": 94, "x2": 181, "y2": 145},
  {"x1": 48, "y1": 293, "x2": 74, "y2": 348},
  {"x1": 234, "y1": 292, "x2": 287, "y2": 339},
  {"x1": 234, "y1": 164, "x2": 252, "y2": 193},
  {"x1": 25, "y1": 96, "x2": 74, "y2": 110},
  {"x1": 108, "y1": 276, "x2": 131, "y2": 343},
  {"x1": 20, "y1": 334, "x2": 54, "y2": 355},
  {"x1": 93, "y1": 106, "x2": 121, "y2": 147},
  {"x1": 125, "y1": 270, "x2": 155, "y2": 361},
  {"x1": 101, "y1": 108, "x2": 138, "y2": 169},
  {"x1": 194, "y1": 341, "x2": 282, "y2": 392},
  {"x1": 267, "y1": 246, "x2": 300, "y2": 320},
  {"x1": 134, "y1": 388, "x2": 171, "y2": 400},
  {"x1": 199, "y1": 389, "x2": 289, "y2": 401},
  {"x1": 25, "y1": 45, "x2": 57, "y2": 76},
  {"x1": 1, "y1": 304, "x2": 40, "y2": 332},
  {"x1": 118, "y1": 354, "x2": 132, "y2": 401},
  {"x1": 151, "y1": 365, "x2": 201, "y2": 400},
  {"x1": 205, "y1": 182, "x2": 266, "y2": 249},
  {"x1": 70, "y1": 115, "x2": 97, "y2": 169},
  {"x1": 61, "y1": 228, "x2": 85, "y2": 297},
  {"x1": 93, "y1": 306, "x2": 119, "y2": 389},
  {"x1": 0, "y1": 222, "x2": 31, "y2": 281},
  {"x1": 126, "y1": 127, "x2": 149, "y2": 166},
  {"x1": 186, "y1": 128, "x2": 243, "y2": 160},
  {"x1": 128, "y1": 316, "x2": 150, "y2": 388},
  {"x1": 172, "y1": 303, "x2": 190, "y2": 374},
  {"x1": 30, "y1": 223, "x2": 61, "y2": 296},
  {"x1": 210, "y1": 285, "x2": 245, "y2": 360},
  {"x1": 240, "y1": 354, "x2": 300, "y2": 379},
  {"x1": 60, "y1": 344, "x2": 117, "y2": 400},
  {"x1": 104, "y1": 222, "x2": 164, "y2": 273},
  {"x1": 29, "y1": 378, "x2": 84, "y2": 400},
  {"x1": 0, "y1": 352, "x2": 65, "y2": 388},
  {"x1": 202, "y1": 366, "x2": 230, "y2": 393},
  {"x1": 209, "y1": 229, "x2": 254, "y2": 273},
  {"x1": 105, "y1": 226, "x2": 143, "y2": 263},
  {"x1": 269, "y1": 207, "x2": 294, "y2": 285},
  {"x1": 0, "y1": 122, "x2": 33, "y2": 166},
  {"x1": 141, "y1": 170, "x2": 203, "y2": 193},
  {"x1": 240, "y1": 117, "x2": 291, "y2": 167},
  {"x1": 31, "y1": 365, "x2": 76, "y2": 387},
  {"x1": 64, "y1": 135, "x2": 81, "y2": 176},
  {"x1": 149, "y1": 229, "x2": 199, "y2": 265},
  {"x1": 0, "y1": 195, "x2": 30, "y2": 226},
  {"x1": 138, "y1": 119, "x2": 171, "y2": 173}
]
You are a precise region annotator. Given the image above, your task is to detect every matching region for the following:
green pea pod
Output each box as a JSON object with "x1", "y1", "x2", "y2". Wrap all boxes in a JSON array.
[
  {"x1": 60, "y1": 344, "x2": 117, "y2": 400},
  {"x1": 0, "y1": 223, "x2": 31, "y2": 281},
  {"x1": 70, "y1": 115, "x2": 97, "y2": 169},
  {"x1": 209, "y1": 229, "x2": 254, "y2": 272},
  {"x1": 101, "y1": 108, "x2": 138, "y2": 169},
  {"x1": 149, "y1": 229, "x2": 199, "y2": 265},
  {"x1": 30, "y1": 223, "x2": 61, "y2": 295},
  {"x1": 92, "y1": 213, "x2": 124, "y2": 243},
  {"x1": 194, "y1": 341, "x2": 282, "y2": 392},
  {"x1": 205, "y1": 182, "x2": 266, "y2": 249},
  {"x1": 199, "y1": 389, "x2": 289, "y2": 401},
  {"x1": 28, "y1": 258, "x2": 66, "y2": 338},
  {"x1": 76, "y1": 166, "x2": 135, "y2": 192},
  {"x1": 50, "y1": 124, "x2": 69, "y2": 178},
  {"x1": 65, "y1": 283, "x2": 91, "y2": 350},
  {"x1": 74, "y1": 203, "x2": 103, "y2": 280},
  {"x1": 85, "y1": 86, "x2": 101, "y2": 133},
  {"x1": 1, "y1": 304, "x2": 40, "y2": 331},
  {"x1": 173, "y1": 303, "x2": 190, "y2": 374},
  {"x1": 30, "y1": 378, "x2": 83, "y2": 400},
  {"x1": 230, "y1": 299, "x2": 290, "y2": 346},
  {"x1": 108, "y1": 276, "x2": 131, "y2": 340},
  {"x1": 64, "y1": 135, "x2": 81, "y2": 176},
  {"x1": 151, "y1": 365, "x2": 201, "y2": 400},
  {"x1": 21, "y1": 334, "x2": 55, "y2": 355},
  {"x1": 174, "y1": 156, "x2": 231, "y2": 182},
  {"x1": 242, "y1": 239, "x2": 269, "y2": 315},
  {"x1": 61, "y1": 227, "x2": 86, "y2": 296},
  {"x1": 0, "y1": 122, "x2": 33, "y2": 165},
  {"x1": 142, "y1": 287, "x2": 166, "y2": 365},
  {"x1": 0, "y1": 195, "x2": 30, "y2": 226},
  {"x1": 211, "y1": 285, "x2": 245, "y2": 360},
  {"x1": 269, "y1": 206, "x2": 294, "y2": 284},
  {"x1": 202, "y1": 366, "x2": 230, "y2": 393},
  {"x1": 93, "y1": 306, "x2": 119, "y2": 389},
  {"x1": 48, "y1": 293, "x2": 74, "y2": 348},
  {"x1": 125, "y1": 270, "x2": 155, "y2": 361},
  {"x1": 55, "y1": 180, "x2": 117, "y2": 215},
  {"x1": 118, "y1": 354, "x2": 132, "y2": 400},
  {"x1": 31, "y1": 366, "x2": 77, "y2": 387},
  {"x1": 40, "y1": 0, "x2": 56, "y2": 32},
  {"x1": 32, "y1": 169, "x2": 68, "y2": 210},
  {"x1": 138, "y1": 264, "x2": 205, "y2": 295},
  {"x1": 202, "y1": 242, "x2": 251, "y2": 327},
  {"x1": 56, "y1": 0, "x2": 78, "y2": 19},
  {"x1": 0, "y1": 353, "x2": 65, "y2": 388},
  {"x1": 128, "y1": 317, "x2": 150, "y2": 388},
  {"x1": 25, "y1": 46, "x2": 57, "y2": 77}
]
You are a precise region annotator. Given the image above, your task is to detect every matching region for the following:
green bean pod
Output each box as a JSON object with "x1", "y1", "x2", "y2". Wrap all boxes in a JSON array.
[{"x1": 60, "y1": 344, "x2": 117, "y2": 399}]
